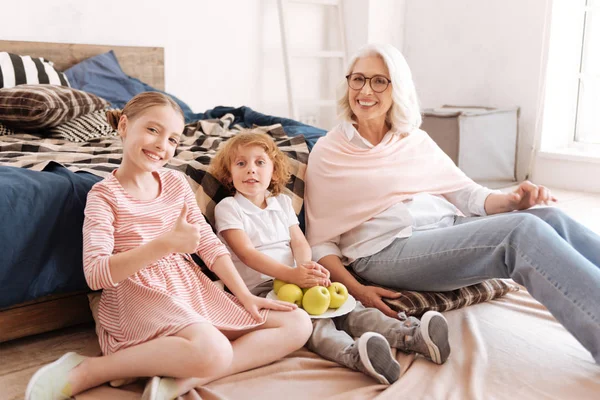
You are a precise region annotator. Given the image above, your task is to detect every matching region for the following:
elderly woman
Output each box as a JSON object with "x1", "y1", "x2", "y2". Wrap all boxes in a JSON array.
[{"x1": 305, "y1": 43, "x2": 600, "y2": 365}]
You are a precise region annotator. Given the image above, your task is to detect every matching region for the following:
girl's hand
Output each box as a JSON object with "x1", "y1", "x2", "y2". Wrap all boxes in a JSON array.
[
  {"x1": 164, "y1": 204, "x2": 202, "y2": 253},
  {"x1": 505, "y1": 181, "x2": 557, "y2": 211},
  {"x1": 288, "y1": 262, "x2": 330, "y2": 288},
  {"x1": 354, "y1": 285, "x2": 402, "y2": 319},
  {"x1": 238, "y1": 294, "x2": 298, "y2": 321}
]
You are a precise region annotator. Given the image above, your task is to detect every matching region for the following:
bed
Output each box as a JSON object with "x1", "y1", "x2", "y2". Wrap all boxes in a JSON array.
[{"x1": 0, "y1": 40, "x2": 598, "y2": 399}]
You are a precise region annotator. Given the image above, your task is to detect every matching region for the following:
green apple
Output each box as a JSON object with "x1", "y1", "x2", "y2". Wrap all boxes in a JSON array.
[
  {"x1": 327, "y1": 282, "x2": 349, "y2": 309},
  {"x1": 302, "y1": 286, "x2": 331, "y2": 315},
  {"x1": 273, "y1": 279, "x2": 289, "y2": 295},
  {"x1": 277, "y1": 283, "x2": 303, "y2": 306},
  {"x1": 302, "y1": 287, "x2": 312, "y2": 294}
]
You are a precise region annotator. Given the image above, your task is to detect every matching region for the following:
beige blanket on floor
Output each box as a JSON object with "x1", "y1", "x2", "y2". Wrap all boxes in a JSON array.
[{"x1": 77, "y1": 289, "x2": 600, "y2": 400}]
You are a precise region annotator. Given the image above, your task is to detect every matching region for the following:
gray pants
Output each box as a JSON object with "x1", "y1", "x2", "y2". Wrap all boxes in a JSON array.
[{"x1": 251, "y1": 281, "x2": 418, "y2": 370}]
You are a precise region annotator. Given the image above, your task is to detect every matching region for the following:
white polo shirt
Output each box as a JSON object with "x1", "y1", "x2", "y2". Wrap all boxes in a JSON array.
[{"x1": 214, "y1": 192, "x2": 299, "y2": 290}]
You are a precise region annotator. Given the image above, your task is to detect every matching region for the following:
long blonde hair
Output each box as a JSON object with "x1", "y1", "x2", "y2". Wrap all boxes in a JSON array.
[
  {"x1": 337, "y1": 43, "x2": 422, "y2": 133},
  {"x1": 106, "y1": 92, "x2": 184, "y2": 130},
  {"x1": 210, "y1": 131, "x2": 291, "y2": 196}
]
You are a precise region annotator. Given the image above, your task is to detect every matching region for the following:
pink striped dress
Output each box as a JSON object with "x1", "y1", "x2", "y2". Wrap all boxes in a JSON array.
[{"x1": 83, "y1": 169, "x2": 267, "y2": 355}]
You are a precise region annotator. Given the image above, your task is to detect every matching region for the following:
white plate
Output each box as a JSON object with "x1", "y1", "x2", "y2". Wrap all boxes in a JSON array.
[{"x1": 266, "y1": 290, "x2": 357, "y2": 319}]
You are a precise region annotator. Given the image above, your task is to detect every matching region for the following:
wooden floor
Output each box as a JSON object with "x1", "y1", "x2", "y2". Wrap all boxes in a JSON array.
[{"x1": 1, "y1": 185, "x2": 599, "y2": 400}]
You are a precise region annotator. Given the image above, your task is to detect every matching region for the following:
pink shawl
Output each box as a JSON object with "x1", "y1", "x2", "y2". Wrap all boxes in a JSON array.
[{"x1": 305, "y1": 125, "x2": 474, "y2": 246}]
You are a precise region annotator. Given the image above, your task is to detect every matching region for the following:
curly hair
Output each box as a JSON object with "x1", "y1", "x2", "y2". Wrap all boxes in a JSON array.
[{"x1": 210, "y1": 131, "x2": 291, "y2": 197}]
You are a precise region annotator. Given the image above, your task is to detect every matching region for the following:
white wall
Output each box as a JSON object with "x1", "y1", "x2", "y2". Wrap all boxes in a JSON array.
[
  {"x1": 1, "y1": 0, "x2": 264, "y2": 114},
  {"x1": 1, "y1": 0, "x2": 373, "y2": 129},
  {"x1": 402, "y1": 0, "x2": 550, "y2": 181},
  {"x1": 367, "y1": 0, "x2": 406, "y2": 50},
  {"x1": 2, "y1": 0, "x2": 553, "y2": 176}
]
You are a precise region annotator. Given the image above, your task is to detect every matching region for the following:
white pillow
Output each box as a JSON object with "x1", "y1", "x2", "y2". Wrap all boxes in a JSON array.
[{"x1": 0, "y1": 52, "x2": 70, "y2": 89}]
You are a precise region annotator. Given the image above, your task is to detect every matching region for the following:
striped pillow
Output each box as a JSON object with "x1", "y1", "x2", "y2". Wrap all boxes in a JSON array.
[
  {"x1": 48, "y1": 110, "x2": 118, "y2": 142},
  {"x1": 0, "y1": 52, "x2": 70, "y2": 88},
  {"x1": 382, "y1": 279, "x2": 519, "y2": 316},
  {"x1": 349, "y1": 269, "x2": 519, "y2": 316},
  {"x1": 0, "y1": 121, "x2": 15, "y2": 136},
  {"x1": 0, "y1": 84, "x2": 109, "y2": 131}
]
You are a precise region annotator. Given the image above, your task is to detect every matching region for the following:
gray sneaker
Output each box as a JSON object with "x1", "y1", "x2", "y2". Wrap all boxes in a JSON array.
[
  {"x1": 357, "y1": 332, "x2": 401, "y2": 385},
  {"x1": 410, "y1": 311, "x2": 451, "y2": 364}
]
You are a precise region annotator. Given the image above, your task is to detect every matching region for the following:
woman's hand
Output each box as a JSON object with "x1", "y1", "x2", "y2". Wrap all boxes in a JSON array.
[
  {"x1": 238, "y1": 294, "x2": 298, "y2": 321},
  {"x1": 485, "y1": 181, "x2": 558, "y2": 215},
  {"x1": 354, "y1": 285, "x2": 402, "y2": 319},
  {"x1": 162, "y1": 204, "x2": 202, "y2": 253},
  {"x1": 505, "y1": 181, "x2": 557, "y2": 211},
  {"x1": 287, "y1": 262, "x2": 331, "y2": 288}
]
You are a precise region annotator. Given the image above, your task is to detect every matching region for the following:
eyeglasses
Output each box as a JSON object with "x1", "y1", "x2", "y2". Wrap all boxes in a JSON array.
[{"x1": 346, "y1": 73, "x2": 391, "y2": 93}]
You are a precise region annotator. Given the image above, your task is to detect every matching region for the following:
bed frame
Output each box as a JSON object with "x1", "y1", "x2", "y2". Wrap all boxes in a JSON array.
[{"x1": 0, "y1": 40, "x2": 165, "y2": 343}]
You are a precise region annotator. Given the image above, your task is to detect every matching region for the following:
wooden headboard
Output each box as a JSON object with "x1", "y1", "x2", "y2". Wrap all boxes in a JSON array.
[{"x1": 0, "y1": 40, "x2": 164, "y2": 90}]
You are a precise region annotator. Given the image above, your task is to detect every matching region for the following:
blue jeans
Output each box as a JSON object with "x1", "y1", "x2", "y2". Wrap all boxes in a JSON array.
[{"x1": 350, "y1": 207, "x2": 600, "y2": 364}]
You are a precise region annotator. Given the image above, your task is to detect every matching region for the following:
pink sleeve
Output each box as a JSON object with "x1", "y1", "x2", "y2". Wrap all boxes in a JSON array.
[
  {"x1": 82, "y1": 184, "x2": 118, "y2": 290},
  {"x1": 180, "y1": 174, "x2": 230, "y2": 270}
]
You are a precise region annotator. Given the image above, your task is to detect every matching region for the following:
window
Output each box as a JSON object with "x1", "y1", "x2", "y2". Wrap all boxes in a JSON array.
[
  {"x1": 575, "y1": 0, "x2": 600, "y2": 144},
  {"x1": 533, "y1": 1, "x2": 600, "y2": 192}
]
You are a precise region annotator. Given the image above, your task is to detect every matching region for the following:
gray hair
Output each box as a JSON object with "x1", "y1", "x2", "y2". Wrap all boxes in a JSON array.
[{"x1": 336, "y1": 43, "x2": 422, "y2": 132}]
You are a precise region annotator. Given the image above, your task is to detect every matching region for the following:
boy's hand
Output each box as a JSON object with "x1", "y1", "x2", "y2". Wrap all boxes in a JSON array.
[
  {"x1": 302, "y1": 261, "x2": 331, "y2": 280},
  {"x1": 164, "y1": 204, "x2": 202, "y2": 253},
  {"x1": 288, "y1": 262, "x2": 331, "y2": 288}
]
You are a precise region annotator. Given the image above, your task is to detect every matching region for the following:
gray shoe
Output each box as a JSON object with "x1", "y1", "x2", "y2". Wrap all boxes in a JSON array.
[
  {"x1": 357, "y1": 332, "x2": 401, "y2": 385},
  {"x1": 409, "y1": 311, "x2": 451, "y2": 364}
]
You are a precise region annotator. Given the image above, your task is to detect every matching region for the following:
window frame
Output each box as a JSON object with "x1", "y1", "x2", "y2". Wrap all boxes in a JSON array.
[{"x1": 573, "y1": 0, "x2": 600, "y2": 146}]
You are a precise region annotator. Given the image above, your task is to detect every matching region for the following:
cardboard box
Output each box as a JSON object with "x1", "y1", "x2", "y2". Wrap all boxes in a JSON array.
[{"x1": 421, "y1": 105, "x2": 519, "y2": 182}]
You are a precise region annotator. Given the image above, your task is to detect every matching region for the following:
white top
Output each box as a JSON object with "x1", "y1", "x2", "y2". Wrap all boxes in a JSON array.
[
  {"x1": 215, "y1": 192, "x2": 299, "y2": 290},
  {"x1": 310, "y1": 122, "x2": 498, "y2": 265}
]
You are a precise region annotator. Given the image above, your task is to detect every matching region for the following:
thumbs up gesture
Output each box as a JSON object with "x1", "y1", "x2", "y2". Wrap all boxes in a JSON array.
[{"x1": 166, "y1": 204, "x2": 202, "y2": 253}]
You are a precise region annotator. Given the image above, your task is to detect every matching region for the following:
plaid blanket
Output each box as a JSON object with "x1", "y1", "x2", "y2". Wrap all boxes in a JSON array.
[
  {"x1": 0, "y1": 113, "x2": 309, "y2": 226},
  {"x1": 0, "y1": 113, "x2": 310, "y2": 307}
]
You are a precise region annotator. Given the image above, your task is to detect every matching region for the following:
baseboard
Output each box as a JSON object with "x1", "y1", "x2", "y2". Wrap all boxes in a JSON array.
[{"x1": 0, "y1": 292, "x2": 93, "y2": 343}]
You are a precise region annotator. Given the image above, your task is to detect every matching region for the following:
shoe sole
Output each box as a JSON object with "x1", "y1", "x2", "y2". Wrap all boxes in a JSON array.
[
  {"x1": 141, "y1": 376, "x2": 161, "y2": 400},
  {"x1": 358, "y1": 333, "x2": 401, "y2": 385},
  {"x1": 25, "y1": 352, "x2": 75, "y2": 400},
  {"x1": 420, "y1": 311, "x2": 451, "y2": 364}
]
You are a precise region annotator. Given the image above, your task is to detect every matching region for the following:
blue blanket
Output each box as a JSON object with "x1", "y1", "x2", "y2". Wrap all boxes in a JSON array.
[
  {"x1": 195, "y1": 106, "x2": 327, "y2": 150},
  {"x1": 0, "y1": 163, "x2": 101, "y2": 308}
]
